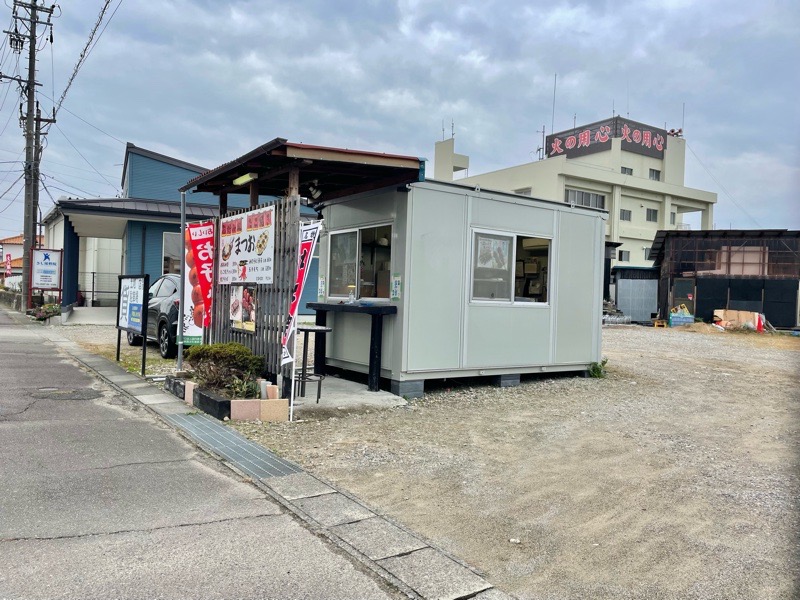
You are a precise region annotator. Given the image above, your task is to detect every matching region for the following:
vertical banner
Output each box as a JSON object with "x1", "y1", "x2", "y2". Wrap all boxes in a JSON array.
[
  {"x1": 5, "y1": 253, "x2": 11, "y2": 277},
  {"x1": 281, "y1": 221, "x2": 322, "y2": 365},
  {"x1": 182, "y1": 221, "x2": 215, "y2": 345}
]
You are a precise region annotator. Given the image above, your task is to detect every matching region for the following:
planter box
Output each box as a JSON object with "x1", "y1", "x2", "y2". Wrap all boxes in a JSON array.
[
  {"x1": 193, "y1": 387, "x2": 231, "y2": 421},
  {"x1": 164, "y1": 375, "x2": 185, "y2": 400}
]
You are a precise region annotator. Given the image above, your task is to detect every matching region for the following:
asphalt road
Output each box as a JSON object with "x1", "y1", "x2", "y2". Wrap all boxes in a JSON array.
[{"x1": 0, "y1": 309, "x2": 399, "y2": 600}]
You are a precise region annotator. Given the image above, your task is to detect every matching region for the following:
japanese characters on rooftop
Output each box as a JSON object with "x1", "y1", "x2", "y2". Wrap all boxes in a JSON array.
[{"x1": 546, "y1": 117, "x2": 667, "y2": 160}]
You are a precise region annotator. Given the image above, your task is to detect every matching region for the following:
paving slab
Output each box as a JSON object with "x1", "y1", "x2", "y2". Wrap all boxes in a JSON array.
[
  {"x1": 294, "y1": 492, "x2": 375, "y2": 527},
  {"x1": 264, "y1": 472, "x2": 336, "y2": 500},
  {"x1": 378, "y1": 548, "x2": 491, "y2": 600},
  {"x1": 134, "y1": 393, "x2": 176, "y2": 406},
  {"x1": 472, "y1": 588, "x2": 516, "y2": 599},
  {"x1": 332, "y1": 516, "x2": 428, "y2": 561}
]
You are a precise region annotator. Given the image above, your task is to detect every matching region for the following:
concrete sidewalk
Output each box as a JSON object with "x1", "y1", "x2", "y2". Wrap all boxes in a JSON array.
[{"x1": 0, "y1": 308, "x2": 511, "y2": 600}]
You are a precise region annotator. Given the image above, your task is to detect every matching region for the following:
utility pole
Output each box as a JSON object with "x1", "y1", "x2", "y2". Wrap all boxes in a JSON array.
[{"x1": 1, "y1": 1, "x2": 54, "y2": 309}]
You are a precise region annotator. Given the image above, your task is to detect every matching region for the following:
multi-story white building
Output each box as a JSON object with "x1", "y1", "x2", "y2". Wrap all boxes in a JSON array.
[{"x1": 434, "y1": 117, "x2": 716, "y2": 268}]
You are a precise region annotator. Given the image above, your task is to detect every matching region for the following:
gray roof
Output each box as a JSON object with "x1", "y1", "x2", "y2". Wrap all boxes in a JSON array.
[{"x1": 43, "y1": 197, "x2": 217, "y2": 224}]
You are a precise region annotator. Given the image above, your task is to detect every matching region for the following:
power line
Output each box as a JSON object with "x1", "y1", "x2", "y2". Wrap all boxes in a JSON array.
[
  {"x1": 685, "y1": 142, "x2": 761, "y2": 229},
  {"x1": 37, "y1": 89, "x2": 124, "y2": 144},
  {"x1": 53, "y1": 122, "x2": 118, "y2": 191},
  {"x1": 49, "y1": 0, "x2": 118, "y2": 124},
  {"x1": 41, "y1": 172, "x2": 102, "y2": 197}
]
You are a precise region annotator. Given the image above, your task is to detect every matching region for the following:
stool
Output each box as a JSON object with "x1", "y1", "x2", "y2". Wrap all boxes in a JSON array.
[{"x1": 295, "y1": 324, "x2": 332, "y2": 403}]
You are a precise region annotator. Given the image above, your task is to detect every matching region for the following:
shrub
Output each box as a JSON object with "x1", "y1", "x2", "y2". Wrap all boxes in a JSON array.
[
  {"x1": 32, "y1": 303, "x2": 61, "y2": 321},
  {"x1": 184, "y1": 342, "x2": 263, "y2": 393},
  {"x1": 588, "y1": 358, "x2": 609, "y2": 378}
]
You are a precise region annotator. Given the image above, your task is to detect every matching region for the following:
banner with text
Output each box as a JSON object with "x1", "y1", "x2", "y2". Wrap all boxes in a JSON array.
[
  {"x1": 281, "y1": 221, "x2": 322, "y2": 365},
  {"x1": 31, "y1": 248, "x2": 62, "y2": 290},
  {"x1": 182, "y1": 221, "x2": 215, "y2": 345},
  {"x1": 218, "y1": 205, "x2": 275, "y2": 285}
]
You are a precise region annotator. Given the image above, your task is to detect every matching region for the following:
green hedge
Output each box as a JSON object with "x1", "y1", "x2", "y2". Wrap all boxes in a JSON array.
[{"x1": 184, "y1": 342, "x2": 263, "y2": 395}]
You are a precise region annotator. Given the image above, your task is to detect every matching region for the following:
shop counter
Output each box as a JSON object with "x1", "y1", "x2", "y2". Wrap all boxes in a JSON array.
[{"x1": 306, "y1": 302, "x2": 398, "y2": 391}]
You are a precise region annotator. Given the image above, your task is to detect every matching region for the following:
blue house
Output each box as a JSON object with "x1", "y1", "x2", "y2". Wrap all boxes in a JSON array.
[{"x1": 43, "y1": 143, "x2": 318, "y2": 314}]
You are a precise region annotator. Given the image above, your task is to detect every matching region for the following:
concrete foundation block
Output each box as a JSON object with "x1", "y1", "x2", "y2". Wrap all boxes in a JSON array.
[
  {"x1": 230, "y1": 398, "x2": 262, "y2": 421},
  {"x1": 491, "y1": 374, "x2": 520, "y2": 388},
  {"x1": 390, "y1": 379, "x2": 424, "y2": 399},
  {"x1": 193, "y1": 387, "x2": 231, "y2": 421},
  {"x1": 183, "y1": 381, "x2": 195, "y2": 405},
  {"x1": 260, "y1": 398, "x2": 288, "y2": 422}
]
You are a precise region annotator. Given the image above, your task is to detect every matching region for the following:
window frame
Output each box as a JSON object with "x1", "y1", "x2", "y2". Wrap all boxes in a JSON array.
[
  {"x1": 649, "y1": 168, "x2": 661, "y2": 181},
  {"x1": 162, "y1": 232, "x2": 182, "y2": 275},
  {"x1": 646, "y1": 208, "x2": 659, "y2": 223},
  {"x1": 564, "y1": 188, "x2": 605, "y2": 210},
  {"x1": 621, "y1": 166, "x2": 633, "y2": 175},
  {"x1": 327, "y1": 223, "x2": 393, "y2": 300},
  {"x1": 670, "y1": 211, "x2": 676, "y2": 225},
  {"x1": 620, "y1": 209, "x2": 632, "y2": 222},
  {"x1": 470, "y1": 228, "x2": 551, "y2": 306},
  {"x1": 618, "y1": 250, "x2": 630, "y2": 262}
]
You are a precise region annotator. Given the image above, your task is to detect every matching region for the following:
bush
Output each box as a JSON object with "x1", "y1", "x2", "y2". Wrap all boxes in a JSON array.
[
  {"x1": 588, "y1": 358, "x2": 609, "y2": 378},
  {"x1": 32, "y1": 303, "x2": 61, "y2": 321},
  {"x1": 184, "y1": 342, "x2": 263, "y2": 394}
]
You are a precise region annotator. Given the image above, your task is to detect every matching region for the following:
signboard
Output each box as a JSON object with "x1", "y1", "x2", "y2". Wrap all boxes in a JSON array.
[
  {"x1": 116, "y1": 274, "x2": 150, "y2": 376},
  {"x1": 546, "y1": 116, "x2": 668, "y2": 160},
  {"x1": 281, "y1": 221, "x2": 322, "y2": 365},
  {"x1": 218, "y1": 205, "x2": 275, "y2": 284},
  {"x1": 117, "y1": 275, "x2": 147, "y2": 334},
  {"x1": 182, "y1": 221, "x2": 215, "y2": 345},
  {"x1": 230, "y1": 284, "x2": 257, "y2": 332},
  {"x1": 4, "y1": 253, "x2": 10, "y2": 278},
  {"x1": 31, "y1": 248, "x2": 62, "y2": 290}
]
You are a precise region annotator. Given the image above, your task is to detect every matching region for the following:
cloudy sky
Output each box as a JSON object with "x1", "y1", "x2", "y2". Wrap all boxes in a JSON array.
[{"x1": 0, "y1": 0, "x2": 797, "y2": 238}]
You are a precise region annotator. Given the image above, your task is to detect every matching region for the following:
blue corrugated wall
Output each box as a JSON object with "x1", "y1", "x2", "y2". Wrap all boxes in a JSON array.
[{"x1": 125, "y1": 221, "x2": 180, "y2": 281}]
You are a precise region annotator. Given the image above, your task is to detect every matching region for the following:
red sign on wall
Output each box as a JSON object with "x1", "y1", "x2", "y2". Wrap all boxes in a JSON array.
[{"x1": 546, "y1": 117, "x2": 668, "y2": 160}]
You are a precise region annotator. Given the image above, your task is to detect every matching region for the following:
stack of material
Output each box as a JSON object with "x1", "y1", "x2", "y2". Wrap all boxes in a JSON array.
[{"x1": 713, "y1": 309, "x2": 766, "y2": 332}]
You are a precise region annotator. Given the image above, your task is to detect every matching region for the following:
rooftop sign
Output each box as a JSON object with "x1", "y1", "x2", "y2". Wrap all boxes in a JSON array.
[{"x1": 546, "y1": 116, "x2": 667, "y2": 160}]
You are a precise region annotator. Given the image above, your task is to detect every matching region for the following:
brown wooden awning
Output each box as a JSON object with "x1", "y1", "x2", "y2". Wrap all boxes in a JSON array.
[{"x1": 181, "y1": 138, "x2": 425, "y2": 207}]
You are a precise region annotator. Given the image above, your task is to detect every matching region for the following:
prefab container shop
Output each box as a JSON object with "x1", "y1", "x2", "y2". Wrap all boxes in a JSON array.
[{"x1": 312, "y1": 179, "x2": 606, "y2": 398}]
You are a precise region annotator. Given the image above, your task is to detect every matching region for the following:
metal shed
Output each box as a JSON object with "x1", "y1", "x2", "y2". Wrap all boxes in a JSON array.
[{"x1": 312, "y1": 179, "x2": 606, "y2": 398}]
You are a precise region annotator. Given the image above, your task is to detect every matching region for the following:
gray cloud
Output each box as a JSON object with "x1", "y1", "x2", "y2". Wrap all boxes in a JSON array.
[{"x1": 0, "y1": 0, "x2": 797, "y2": 235}]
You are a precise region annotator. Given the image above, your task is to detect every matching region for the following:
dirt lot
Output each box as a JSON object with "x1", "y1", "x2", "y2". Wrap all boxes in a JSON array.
[
  {"x1": 52, "y1": 322, "x2": 800, "y2": 598},
  {"x1": 231, "y1": 325, "x2": 800, "y2": 600}
]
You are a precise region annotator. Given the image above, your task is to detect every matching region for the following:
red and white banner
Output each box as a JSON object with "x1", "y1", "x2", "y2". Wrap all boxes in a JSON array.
[
  {"x1": 182, "y1": 221, "x2": 215, "y2": 345},
  {"x1": 281, "y1": 221, "x2": 322, "y2": 365},
  {"x1": 4, "y1": 253, "x2": 10, "y2": 277}
]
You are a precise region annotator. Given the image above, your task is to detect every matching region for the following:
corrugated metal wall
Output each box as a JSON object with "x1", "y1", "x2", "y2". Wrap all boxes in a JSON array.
[{"x1": 616, "y1": 279, "x2": 658, "y2": 322}]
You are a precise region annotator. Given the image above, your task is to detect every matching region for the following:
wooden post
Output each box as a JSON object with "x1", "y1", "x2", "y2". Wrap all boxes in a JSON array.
[
  {"x1": 249, "y1": 181, "x2": 258, "y2": 208},
  {"x1": 288, "y1": 167, "x2": 299, "y2": 197},
  {"x1": 220, "y1": 192, "x2": 227, "y2": 215}
]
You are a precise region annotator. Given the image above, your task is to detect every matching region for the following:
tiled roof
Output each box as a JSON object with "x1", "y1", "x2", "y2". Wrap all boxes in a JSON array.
[{"x1": 0, "y1": 234, "x2": 43, "y2": 245}]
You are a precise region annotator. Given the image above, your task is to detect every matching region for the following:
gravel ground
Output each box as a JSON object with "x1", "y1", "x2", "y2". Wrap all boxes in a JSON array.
[
  {"x1": 50, "y1": 322, "x2": 800, "y2": 598},
  {"x1": 231, "y1": 325, "x2": 800, "y2": 600}
]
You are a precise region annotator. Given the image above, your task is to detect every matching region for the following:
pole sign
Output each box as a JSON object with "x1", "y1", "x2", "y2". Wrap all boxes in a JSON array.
[
  {"x1": 31, "y1": 248, "x2": 62, "y2": 290},
  {"x1": 546, "y1": 116, "x2": 668, "y2": 160},
  {"x1": 116, "y1": 274, "x2": 149, "y2": 377},
  {"x1": 182, "y1": 221, "x2": 215, "y2": 345},
  {"x1": 281, "y1": 221, "x2": 322, "y2": 365}
]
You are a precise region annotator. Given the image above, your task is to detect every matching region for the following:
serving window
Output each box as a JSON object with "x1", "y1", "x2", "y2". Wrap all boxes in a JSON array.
[
  {"x1": 471, "y1": 230, "x2": 550, "y2": 304},
  {"x1": 329, "y1": 224, "x2": 392, "y2": 299}
]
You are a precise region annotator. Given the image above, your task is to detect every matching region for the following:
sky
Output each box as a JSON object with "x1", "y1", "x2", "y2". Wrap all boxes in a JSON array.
[{"x1": 0, "y1": 0, "x2": 798, "y2": 239}]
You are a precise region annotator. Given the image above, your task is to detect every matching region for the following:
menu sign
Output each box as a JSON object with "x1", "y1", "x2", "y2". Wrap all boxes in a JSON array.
[
  {"x1": 546, "y1": 116, "x2": 668, "y2": 160},
  {"x1": 218, "y1": 205, "x2": 275, "y2": 284}
]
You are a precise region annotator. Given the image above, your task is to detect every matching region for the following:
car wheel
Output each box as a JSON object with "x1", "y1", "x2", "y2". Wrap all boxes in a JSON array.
[
  {"x1": 159, "y1": 322, "x2": 177, "y2": 359},
  {"x1": 126, "y1": 331, "x2": 143, "y2": 346}
]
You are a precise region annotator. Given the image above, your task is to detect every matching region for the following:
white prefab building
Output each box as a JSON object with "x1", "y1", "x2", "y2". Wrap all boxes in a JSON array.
[
  {"x1": 315, "y1": 179, "x2": 606, "y2": 398},
  {"x1": 435, "y1": 117, "x2": 717, "y2": 270}
]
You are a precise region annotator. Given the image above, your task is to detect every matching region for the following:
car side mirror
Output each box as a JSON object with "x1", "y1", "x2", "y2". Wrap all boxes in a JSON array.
[{"x1": 148, "y1": 292, "x2": 153, "y2": 300}]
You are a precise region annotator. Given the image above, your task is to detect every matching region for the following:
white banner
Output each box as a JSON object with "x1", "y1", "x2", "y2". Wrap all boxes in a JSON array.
[{"x1": 218, "y1": 205, "x2": 275, "y2": 285}]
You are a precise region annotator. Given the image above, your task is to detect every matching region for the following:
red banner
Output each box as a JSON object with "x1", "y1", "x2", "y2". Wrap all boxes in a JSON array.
[
  {"x1": 186, "y1": 221, "x2": 215, "y2": 328},
  {"x1": 4, "y1": 253, "x2": 10, "y2": 277},
  {"x1": 281, "y1": 221, "x2": 322, "y2": 365}
]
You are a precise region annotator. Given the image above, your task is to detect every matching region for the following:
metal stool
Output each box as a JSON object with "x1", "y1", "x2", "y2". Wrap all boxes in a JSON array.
[{"x1": 295, "y1": 325, "x2": 332, "y2": 403}]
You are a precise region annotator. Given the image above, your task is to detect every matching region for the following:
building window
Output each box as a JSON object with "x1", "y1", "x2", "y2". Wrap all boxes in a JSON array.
[
  {"x1": 646, "y1": 208, "x2": 658, "y2": 222},
  {"x1": 329, "y1": 224, "x2": 392, "y2": 299},
  {"x1": 643, "y1": 247, "x2": 651, "y2": 260},
  {"x1": 565, "y1": 189, "x2": 605, "y2": 210},
  {"x1": 472, "y1": 230, "x2": 550, "y2": 303},
  {"x1": 621, "y1": 166, "x2": 633, "y2": 175},
  {"x1": 514, "y1": 187, "x2": 532, "y2": 196},
  {"x1": 620, "y1": 209, "x2": 632, "y2": 221},
  {"x1": 670, "y1": 212, "x2": 676, "y2": 225},
  {"x1": 618, "y1": 250, "x2": 630, "y2": 262},
  {"x1": 649, "y1": 169, "x2": 661, "y2": 181},
  {"x1": 162, "y1": 232, "x2": 181, "y2": 274}
]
